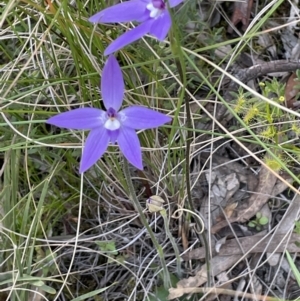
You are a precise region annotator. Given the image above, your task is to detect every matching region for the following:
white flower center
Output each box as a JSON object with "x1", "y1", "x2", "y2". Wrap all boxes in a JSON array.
[
  {"x1": 146, "y1": 3, "x2": 163, "y2": 18},
  {"x1": 104, "y1": 118, "x2": 121, "y2": 130}
]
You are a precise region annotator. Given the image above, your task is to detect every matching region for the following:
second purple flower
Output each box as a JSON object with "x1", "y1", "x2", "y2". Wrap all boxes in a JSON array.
[{"x1": 89, "y1": 0, "x2": 183, "y2": 55}]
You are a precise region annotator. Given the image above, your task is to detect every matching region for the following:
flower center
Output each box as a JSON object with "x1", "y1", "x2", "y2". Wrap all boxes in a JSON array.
[
  {"x1": 104, "y1": 108, "x2": 121, "y2": 130},
  {"x1": 146, "y1": 0, "x2": 165, "y2": 18}
]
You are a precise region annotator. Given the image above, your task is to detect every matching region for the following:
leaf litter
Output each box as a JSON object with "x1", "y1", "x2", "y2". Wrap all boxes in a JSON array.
[{"x1": 2, "y1": 0, "x2": 300, "y2": 300}]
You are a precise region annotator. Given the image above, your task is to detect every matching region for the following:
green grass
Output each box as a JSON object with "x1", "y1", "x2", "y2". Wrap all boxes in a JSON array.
[{"x1": 1, "y1": 0, "x2": 300, "y2": 300}]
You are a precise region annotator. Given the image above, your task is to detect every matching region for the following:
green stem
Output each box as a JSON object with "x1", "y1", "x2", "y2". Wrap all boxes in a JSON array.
[
  {"x1": 168, "y1": 9, "x2": 211, "y2": 285},
  {"x1": 123, "y1": 159, "x2": 170, "y2": 288},
  {"x1": 160, "y1": 209, "x2": 182, "y2": 277}
]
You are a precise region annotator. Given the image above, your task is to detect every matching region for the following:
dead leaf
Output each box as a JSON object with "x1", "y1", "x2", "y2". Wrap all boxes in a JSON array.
[
  {"x1": 250, "y1": 275, "x2": 262, "y2": 296},
  {"x1": 267, "y1": 193, "x2": 300, "y2": 265},
  {"x1": 285, "y1": 72, "x2": 300, "y2": 108},
  {"x1": 176, "y1": 254, "x2": 242, "y2": 289},
  {"x1": 257, "y1": 33, "x2": 277, "y2": 58},
  {"x1": 182, "y1": 233, "x2": 300, "y2": 260},
  {"x1": 211, "y1": 167, "x2": 277, "y2": 234},
  {"x1": 227, "y1": 0, "x2": 253, "y2": 34},
  {"x1": 223, "y1": 202, "x2": 238, "y2": 219},
  {"x1": 215, "y1": 236, "x2": 227, "y2": 253}
]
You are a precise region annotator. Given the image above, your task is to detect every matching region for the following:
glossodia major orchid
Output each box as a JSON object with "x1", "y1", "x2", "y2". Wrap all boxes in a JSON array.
[
  {"x1": 89, "y1": 0, "x2": 183, "y2": 55},
  {"x1": 47, "y1": 55, "x2": 172, "y2": 173}
]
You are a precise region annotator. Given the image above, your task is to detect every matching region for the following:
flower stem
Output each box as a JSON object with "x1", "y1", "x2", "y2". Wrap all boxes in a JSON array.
[
  {"x1": 168, "y1": 9, "x2": 211, "y2": 285},
  {"x1": 123, "y1": 159, "x2": 170, "y2": 288},
  {"x1": 160, "y1": 209, "x2": 182, "y2": 277}
]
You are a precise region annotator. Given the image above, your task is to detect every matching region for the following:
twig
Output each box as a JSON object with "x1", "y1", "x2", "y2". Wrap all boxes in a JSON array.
[{"x1": 168, "y1": 286, "x2": 289, "y2": 301}]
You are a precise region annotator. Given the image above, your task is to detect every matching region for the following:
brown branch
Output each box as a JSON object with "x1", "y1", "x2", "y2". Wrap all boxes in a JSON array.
[
  {"x1": 182, "y1": 232, "x2": 300, "y2": 260},
  {"x1": 231, "y1": 60, "x2": 300, "y2": 91},
  {"x1": 217, "y1": 59, "x2": 300, "y2": 121}
]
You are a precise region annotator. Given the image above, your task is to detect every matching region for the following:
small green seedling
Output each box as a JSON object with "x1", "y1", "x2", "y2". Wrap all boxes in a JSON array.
[
  {"x1": 293, "y1": 221, "x2": 300, "y2": 247},
  {"x1": 248, "y1": 212, "x2": 269, "y2": 231},
  {"x1": 294, "y1": 221, "x2": 300, "y2": 234}
]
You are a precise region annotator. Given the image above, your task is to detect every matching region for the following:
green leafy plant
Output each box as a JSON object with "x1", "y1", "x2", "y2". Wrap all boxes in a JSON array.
[
  {"x1": 232, "y1": 79, "x2": 286, "y2": 129},
  {"x1": 294, "y1": 221, "x2": 300, "y2": 234},
  {"x1": 231, "y1": 79, "x2": 300, "y2": 173},
  {"x1": 286, "y1": 250, "x2": 300, "y2": 286},
  {"x1": 293, "y1": 221, "x2": 300, "y2": 248},
  {"x1": 248, "y1": 212, "x2": 269, "y2": 231}
]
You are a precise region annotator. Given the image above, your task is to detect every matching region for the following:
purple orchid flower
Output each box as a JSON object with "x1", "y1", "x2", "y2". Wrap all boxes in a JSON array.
[
  {"x1": 47, "y1": 55, "x2": 171, "y2": 173},
  {"x1": 89, "y1": 0, "x2": 183, "y2": 55}
]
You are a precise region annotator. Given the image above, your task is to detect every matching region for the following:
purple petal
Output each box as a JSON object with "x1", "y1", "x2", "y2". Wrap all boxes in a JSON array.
[
  {"x1": 46, "y1": 108, "x2": 105, "y2": 129},
  {"x1": 101, "y1": 55, "x2": 124, "y2": 111},
  {"x1": 107, "y1": 129, "x2": 120, "y2": 143},
  {"x1": 169, "y1": 0, "x2": 183, "y2": 8},
  {"x1": 118, "y1": 127, "x2": 143, "y2": 169},
  {"x1": 119, "y1": 106, "x2": 171, "y2": 129},
  {"x1": 104, "y1": 20, "x2": 154, "y2": 55},
  {"x1": 80, "y1": 127, "x2": 110, "y2": 173},
  {"x1": 149, "y1": 12, "x2": 171, "y2": 40},
  {"x1": 89, "y1": 1, "x2": 148, "y2": 23}
]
